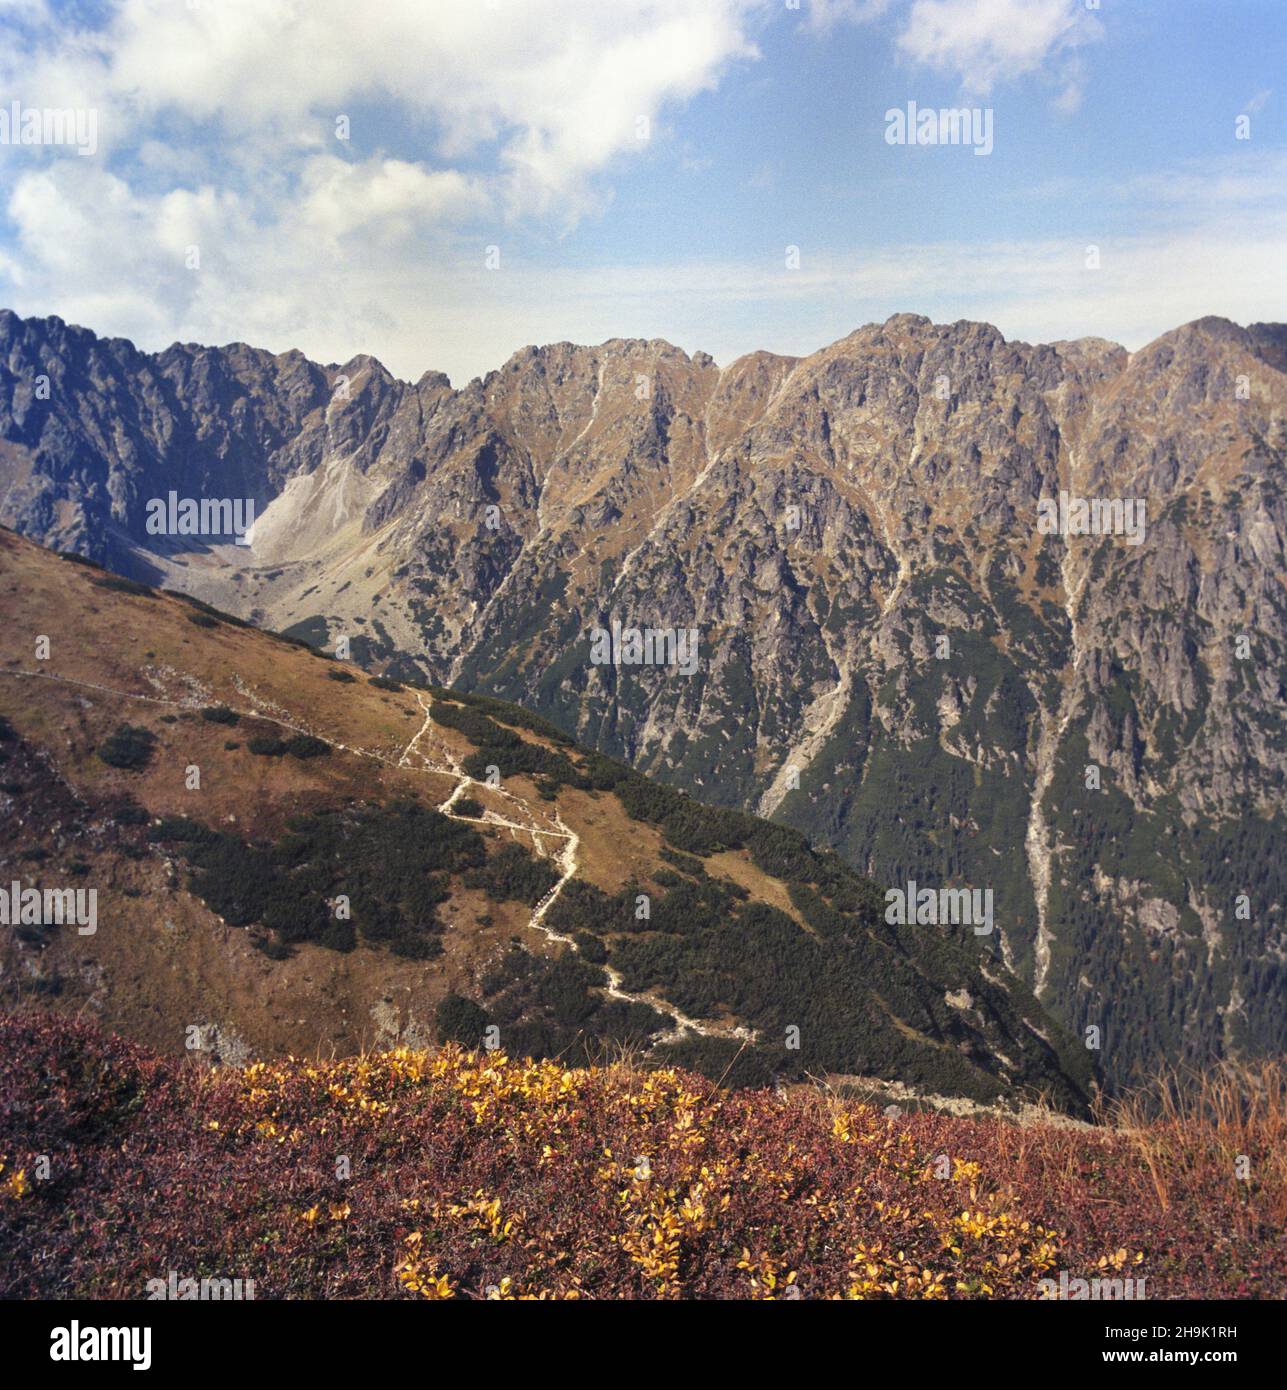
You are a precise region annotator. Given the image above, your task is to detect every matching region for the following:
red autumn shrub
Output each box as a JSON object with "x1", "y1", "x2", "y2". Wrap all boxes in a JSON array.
[{"x1": 0, "y1": 1012, "x2": 1281, "y2": 1299}]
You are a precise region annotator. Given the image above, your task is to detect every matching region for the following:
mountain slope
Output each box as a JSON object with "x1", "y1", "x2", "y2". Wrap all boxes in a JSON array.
[
  {"x1": 0, "y1": 526, "x2": 1091, "y2": 1112},
  {"x1": 2, "y1": 309, "x2": 1284, "y2": 1089}
]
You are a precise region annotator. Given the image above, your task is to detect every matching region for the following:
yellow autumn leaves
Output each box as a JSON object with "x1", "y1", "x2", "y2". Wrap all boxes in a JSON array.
[
  {"x1": 0, "y1": 1158, "x2": 29, "y2": 1200},
  {"x1": 214, "y1": 1042, "x2": 1126, "y2": 1300}
]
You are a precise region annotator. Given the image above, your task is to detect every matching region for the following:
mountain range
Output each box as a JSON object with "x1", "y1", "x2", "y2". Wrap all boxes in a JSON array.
[{"x1": 1, "y1": 307, "x2": 1284, "y2": 1091}]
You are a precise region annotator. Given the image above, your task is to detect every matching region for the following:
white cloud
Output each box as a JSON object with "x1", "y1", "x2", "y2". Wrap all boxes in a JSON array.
[
  {"x1": 2, "y1": 0, "x2": 761, "y2": 219},
  {"x1": 0, "y1": 0, "x2": 768, "y2": 370},
  {"x1": 297, "y1": 158, "x2": 488, "y2": 245},
  {"x1": 896, "y1": 0, "x2": 1101, "y2": 98},
  {"x1": 804, "y1": 0, "x2": 894, "y2": 34},
  {"x1": 801, "y1": 0, "x2": 1102, "y2": 108}
]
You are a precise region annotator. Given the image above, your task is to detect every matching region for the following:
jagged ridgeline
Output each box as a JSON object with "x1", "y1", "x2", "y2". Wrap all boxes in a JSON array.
[{"x1": 0, "y1": 527, "x2": 1090, "y2": 1112}]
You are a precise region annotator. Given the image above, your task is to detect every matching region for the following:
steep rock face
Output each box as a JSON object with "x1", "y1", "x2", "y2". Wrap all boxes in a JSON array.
[{"x1": 2, "y1": 308, "x2": 1284, "y2": 1088}]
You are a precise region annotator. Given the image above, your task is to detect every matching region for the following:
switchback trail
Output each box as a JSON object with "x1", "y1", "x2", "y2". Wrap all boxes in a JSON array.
[{"x1": 2, "y1": 668, "x2": 749, "y2": 1045}]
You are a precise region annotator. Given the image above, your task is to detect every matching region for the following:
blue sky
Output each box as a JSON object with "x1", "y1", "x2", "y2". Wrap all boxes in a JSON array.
[{"x1": 0, "y1": 0, "x2": 1283, "y2": 382}]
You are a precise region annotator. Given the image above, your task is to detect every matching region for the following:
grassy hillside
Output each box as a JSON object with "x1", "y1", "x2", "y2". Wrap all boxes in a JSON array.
[{"x1": 0, "y1": 524, "x2": 1089, "y2": 1111}]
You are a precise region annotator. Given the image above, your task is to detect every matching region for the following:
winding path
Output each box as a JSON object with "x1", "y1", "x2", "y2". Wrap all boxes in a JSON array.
[
  {"x1": 2, "y1": 668, "x2": 746, "y2": 1045},
  {"x1": 399, "y1": 691, "x2": 750, "y2": 1044}
]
